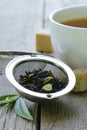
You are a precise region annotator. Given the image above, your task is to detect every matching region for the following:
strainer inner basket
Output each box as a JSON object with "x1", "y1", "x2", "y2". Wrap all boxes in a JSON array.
[{"x1": 13, "y1": 60, "x2": 68, "y2": 85}]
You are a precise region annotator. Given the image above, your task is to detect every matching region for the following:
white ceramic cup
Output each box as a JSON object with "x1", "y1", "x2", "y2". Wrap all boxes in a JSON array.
[{"x1": 49, "y1": 5, "x2": 87, "y2": 69}]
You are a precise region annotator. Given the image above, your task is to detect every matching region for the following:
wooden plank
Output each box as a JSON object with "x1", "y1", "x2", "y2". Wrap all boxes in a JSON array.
[
  {"x1": 0, "y1": 56, "x2": 38, "y2": 130},
  {"x1": 60, "y1": 0, "x2": 87, "y2": 7},
  {"x1": 41, "y1": 0, "x2": 87, "y2": 130},
  {"x1": 43, "y1": 0, "x2": 63, "y2": 28},
  {"x1": 0, "y1": 0, "x2": 44, "y2": 129},
  {"x1": 0, "y1": 0, "x2": 43, "y2": 52},
  {"x1": 41, "y1": 92, "x2": 87, "y2": 130}
]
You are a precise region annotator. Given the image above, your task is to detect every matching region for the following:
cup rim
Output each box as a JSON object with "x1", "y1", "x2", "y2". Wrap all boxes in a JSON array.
[{"x1": 49, "y1": 4, "x2": 87, "y2": 30}]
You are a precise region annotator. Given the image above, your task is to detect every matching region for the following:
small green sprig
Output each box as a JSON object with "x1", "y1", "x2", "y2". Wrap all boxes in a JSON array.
[{"x1": 0, "y1": 94, "x2": 33, "y2": 121}]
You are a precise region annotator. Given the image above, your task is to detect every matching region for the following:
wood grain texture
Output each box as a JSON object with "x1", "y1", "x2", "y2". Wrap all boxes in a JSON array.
[
  {"x1": 0, "y1": 0, "x2": 44, "y2": 129},
  {"x1": 0, "y1": 0, "x2": 87, "y2": 130},
  {"x1": 41, "y1": 92, "x2": 87, "y2": 130},
  {"x1": 43, "y1": 0, "x2": 62, "y2": 28},
  {"x1": 41, "y1": 0, "x2": 87, "y2": 130},
  {"x1": 0, "y1": 56, "x2": 38, "y2": 130},
  {"x1": 0, "y1": 0, "x2": 43, "y2": 52}
]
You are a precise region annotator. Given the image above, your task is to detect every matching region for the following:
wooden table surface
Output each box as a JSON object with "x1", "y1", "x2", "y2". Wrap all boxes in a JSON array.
[{"x1": 0, "y1": 0, "x2": 87, "y2": 130}]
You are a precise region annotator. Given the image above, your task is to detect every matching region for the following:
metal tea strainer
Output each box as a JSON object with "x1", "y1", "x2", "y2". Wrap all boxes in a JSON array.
[{"x1": 5, "y1": 53, "x2": 76, "y2": 102}]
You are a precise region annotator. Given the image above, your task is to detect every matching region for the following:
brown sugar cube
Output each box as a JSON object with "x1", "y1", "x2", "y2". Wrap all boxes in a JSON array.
[
  {"x1": 73, "y1": 68, "x2": 87, "y2": 92},
  {"x1": 36, "y1": 33, "x2": 54, "y2": 53}
]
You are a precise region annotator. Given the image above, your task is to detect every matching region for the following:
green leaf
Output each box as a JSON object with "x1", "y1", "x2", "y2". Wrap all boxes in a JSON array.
[
  {"x1": 42, "y1": 83, "x2": 52, "y2": 91},
  {"x1": 0, "y1": 94, "x2": 19, "y2": 102},
  {"x1": 14, "y1": 97, "x2": 33, "y2": 121},
  {"x1": 4, "y1": 100, "x2": 16, "y2": 108},
  {"x1": 0, "y1": 94, "x2": 20, "y2": 108}
]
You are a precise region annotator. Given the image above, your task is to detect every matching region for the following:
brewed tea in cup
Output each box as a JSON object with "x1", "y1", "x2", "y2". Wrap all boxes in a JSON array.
[{"x1": 49, "y1": 5, "x2": 87, "y2": 69}]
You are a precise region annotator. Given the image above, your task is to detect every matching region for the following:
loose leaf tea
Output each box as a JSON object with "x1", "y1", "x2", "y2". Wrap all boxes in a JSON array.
[
  {"x1": 42, "y1": 83, "x2": 52, "y2": 91},
  {"x1": 19, "y1": 69, "x2": 67, "y2": 93}
]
